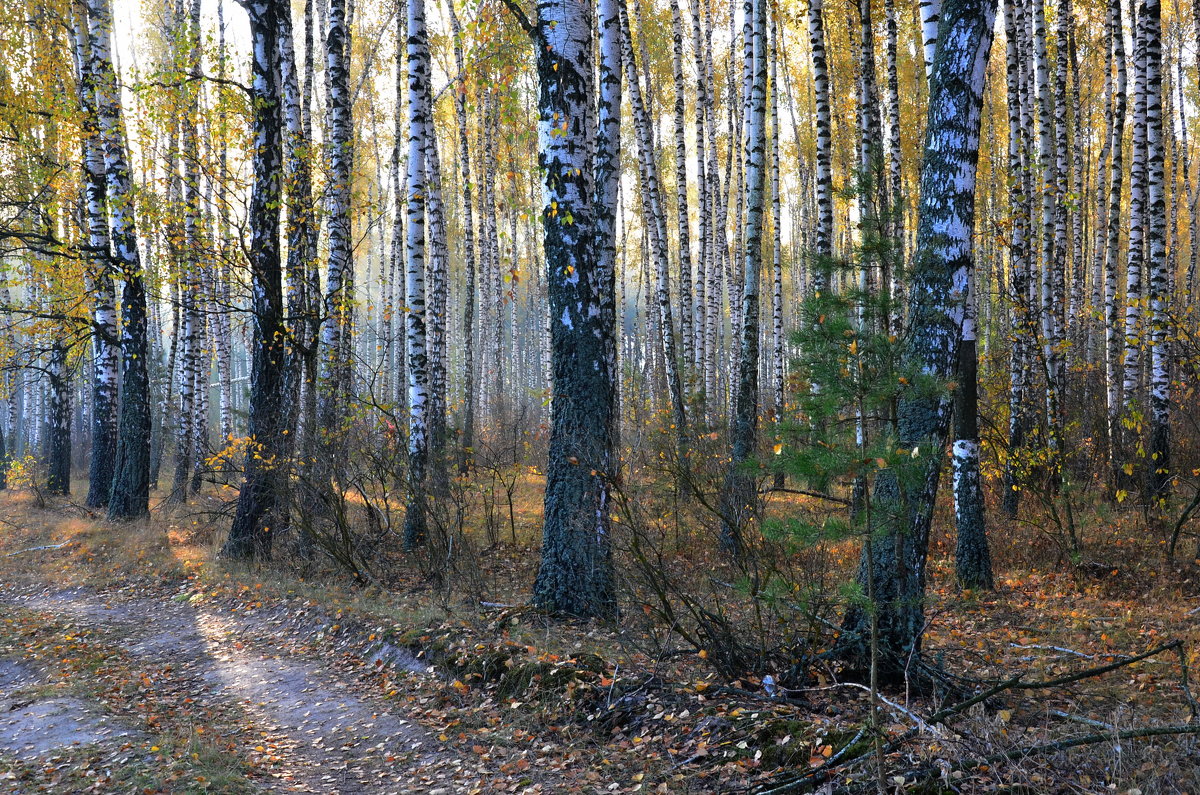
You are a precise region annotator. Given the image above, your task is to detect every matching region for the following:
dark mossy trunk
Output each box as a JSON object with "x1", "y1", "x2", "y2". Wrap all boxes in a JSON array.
[
  {"x1": 108, "y1": 274, "x2": 152, "y2": 521},
  {"x1": 46, "y1": 343, "x2": 72, "y2": 496},
  {"x1": 223, "y1": 0, "x2": 287, "y2": 560},
  {"x1": 953, "y1": 315, "x2": 993, "y2": 589},
  {"x1": 528, "y1": 0, "x2": 620, "y2": 619}
]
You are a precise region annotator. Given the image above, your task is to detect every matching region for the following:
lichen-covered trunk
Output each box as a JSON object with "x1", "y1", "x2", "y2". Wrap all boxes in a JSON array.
[
  {"x1": 717, "y1": 0, "x2": 768, "y2": 554},
  {"x1": 87, "y1": 0, "x2": 151, "y2": 520},
  {"x1": 1143, "y1": 0, "x2": 1168, "y2": 501},
  {"x1": 319, "y1": 0, "x2": 355, "y2": 435},
  {"x1": 224, "y1": 0, "x2": 287, "y2": 560},
  {"x1": 530, "y1": 0, "x2": 619, "y2": 619},
  {"x1": 841, "y1": 0, "x2": 996, "y2": 682}
]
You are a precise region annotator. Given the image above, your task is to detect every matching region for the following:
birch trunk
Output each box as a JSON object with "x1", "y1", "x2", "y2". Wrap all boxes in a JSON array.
[
  {"x1": 621, "y1": 0, "x2": 687, "y2": 441},
  {"x1": 447, "y1": 0, "x2": 476, "y2": 474},
  {"x1": 88, "y1": 0, "x2": 152, "y2": 520},
  {"x1": 319, "y1": 0, "x2": 355, "y2": 434},
  {"x1": 669, "y1": 0, "x2": 694, "y2": 376},
  {"x1": 1144, "y1": 0, "x2": 1168, "y2": 501},
  {"x1": 403, "y1": 0, "x2": 432, "y2": 549},
  {"x1": 809, "y1": 0, "x2": 833, "y2": 292},
  {"x1": 224, "y1": 0, "x2": 288, "y2": 559},
  {"x1": 1001, "y1": 0, "x2": 1034, "y2": 517},
  {"x1": 1103, "y1": 0, "x2": 1127, "y2": 484},
  {"x1": 72, "y1": 12, "x2": 119, "y2": 508},
  {"x1": 842, "y1": 0, "x2": 996, "y2": 681},
  {"x1": 46, "y1": 342, "x2": 72, "y2": 496},
  {"x1": 718, "y1": 0, "x2": 768, "y2": 554},
  {"x1": 527, "y1": 0, "x2": 620, "y2": 618},
  {"x1": 1121, "y1": 3, "x2": 1149, "y2": 483}
]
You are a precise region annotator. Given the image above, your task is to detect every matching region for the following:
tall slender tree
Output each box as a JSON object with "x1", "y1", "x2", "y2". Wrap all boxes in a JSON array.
[
  {"x1": 1144, "y1": 0, "x2": 1169, "y2": 501},
  {"x1": 403, "y1": 0, "x2": 432, "y2": 549},
  {"x1": 515, "y1": 0, "x2": 622, "y2": 618},
  {"x1": 87, "y1": 0, "x2": 152, "y2": 520},
  {"x1": 319, "y1": 0, "x2": 355, "y2": 434},
  {"x1": 224, "y1": 0, "x2": 287, "y2": 559},
  {"x1": 71, "y1": 10, "x2": 118, "y2": 509},
  {"x1": 841, "y1": 0, "x2": 997, "y2": 681},
  {"x1": 718, "y1": 0, "x2": 768, "y2": 554}
]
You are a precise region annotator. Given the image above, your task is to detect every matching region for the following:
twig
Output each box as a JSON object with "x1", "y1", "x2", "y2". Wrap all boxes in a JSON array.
[
  {"x1": 784, "y1": 682, "x2": 942, "y2": 736},
  {"x1": 3, "y1": 543, "x2": 68, "y2": 558},
  {"x1": 748, "y1": 641, "x2": 1187, "y2": 795},
  {"x1": 980, "y1": 722, "x2": 1200, "y2": 765},
  {"x1": 1048, "y1": 710, "x2": 1115, "y2": 730},
  {"x1": 758, "y1": 486, "x2": 851, "y2": 505},
  {"x1": 1172, "y1": 643, "x2": 1200, "y2": 723},
  {"x1": 1009, "y1": 642, "x2": 1097, "y2": 659}
]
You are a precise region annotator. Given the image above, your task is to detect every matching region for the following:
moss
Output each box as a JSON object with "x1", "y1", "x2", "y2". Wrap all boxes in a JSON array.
[
  {"x1": 496, "y1": 656, "x2": 603, "y2": 702},
  {"x1": 821, "y1": 725, "x2": 871, "y2": 760},
  {"x1": 439, "y1": 649, "x2": 515, "y2": 683},
  {"x1": 752, "y1": 719, "x2": 815, "y2": 768}
]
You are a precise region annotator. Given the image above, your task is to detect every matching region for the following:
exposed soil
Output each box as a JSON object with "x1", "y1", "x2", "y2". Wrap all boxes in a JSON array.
[{"x1": 0, "y1": 586, "x2": 458, "y2": 793}]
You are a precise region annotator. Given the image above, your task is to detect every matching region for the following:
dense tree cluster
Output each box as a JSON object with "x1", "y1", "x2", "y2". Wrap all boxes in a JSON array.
[{"x1": 0, "y1": 0, "x2": 1197, "y2": 681}]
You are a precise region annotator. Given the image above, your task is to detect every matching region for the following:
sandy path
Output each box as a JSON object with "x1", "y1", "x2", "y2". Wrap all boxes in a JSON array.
[{"x1": 1, "y1": 587, "x2": 461, "y2": 793}]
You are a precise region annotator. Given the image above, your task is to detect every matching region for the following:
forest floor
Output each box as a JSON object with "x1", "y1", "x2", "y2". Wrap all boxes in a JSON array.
[{"x1": 1, "y1": 479, "x2": 1200, "y2": 794}]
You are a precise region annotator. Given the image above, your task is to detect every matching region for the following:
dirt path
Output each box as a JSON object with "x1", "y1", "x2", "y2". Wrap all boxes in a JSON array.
[{"x1": 1, "y1": 586, "x2": 467, "y2": 793}]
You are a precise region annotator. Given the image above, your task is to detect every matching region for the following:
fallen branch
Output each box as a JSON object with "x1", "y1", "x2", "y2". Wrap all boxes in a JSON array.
[
  {"x1": 3, "y1": 543, "x2": 69, "y2": 558},
  {"x1": 759, "y1": 486, "x2": 851, "y2": 505},
  {"x1": 979, "y1": 722, "x2": 1200, "y2": 767},
  {"x1": 1048, "y1": 710, "x2": 1115, "y2": 730},
  {"x1": 747, "y1": 641, "x2": 1187, "y2": 795}
]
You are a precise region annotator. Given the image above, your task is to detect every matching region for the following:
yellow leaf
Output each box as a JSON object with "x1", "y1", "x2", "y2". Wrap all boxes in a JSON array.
[
  {"x1": 1116, "y1": 489, "x2": 1129, "y2": 503},
  {"x1": 773, "y1": 443, "x2": 783, "y2": 455}
]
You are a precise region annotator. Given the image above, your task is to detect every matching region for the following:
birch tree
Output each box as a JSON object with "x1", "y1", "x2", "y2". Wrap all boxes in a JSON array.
[
  {"x1": 403, "y1": 0, "x2": 432, "y2": 550},
  {"x1": 1103, "y1": 0, "x2": 1127, "y2": 484},
  {"x1": 447, "y1": 0, "x2": 476, "y2": 475},
  {"x1": 224, "y1": 0, "x2": 287, "y2": 559},
  {"x1": 87, "y1": 0, "x2": 152, "y2": 521},
  {"x1": 809, "y1": 0, "x2": 833, "y2": 293},
  {"x1": 319, "y1": 0, "x2": 355, "y2": 433},
  {"x1": 841, "y1": 0, "x2": 997, "y2": 680},
  {"x1": 71, "y1": 10, "x2": 118, "y2": 509},
  {"x1": 1144, "y1": 0, "x2": 1169, "y2": 502},
  {"x1": 718, "y1": 0, "x2": 767, "y2": 554},
  {"x1": 509, "y1": 0, "x2": 622, "y2": 618},
  {"x1": 620, "y1": 0, "x2": 686, "y2": 442}
]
